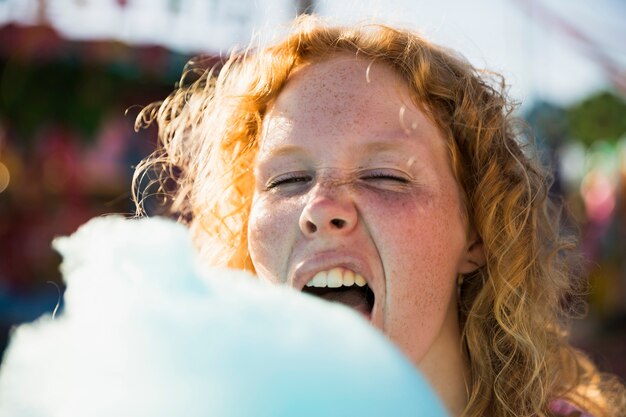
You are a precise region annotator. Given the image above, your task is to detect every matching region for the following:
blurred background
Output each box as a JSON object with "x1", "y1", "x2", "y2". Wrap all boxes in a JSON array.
[{"x1": 0, "y1": 0, "x2": 624, "y2": 379}]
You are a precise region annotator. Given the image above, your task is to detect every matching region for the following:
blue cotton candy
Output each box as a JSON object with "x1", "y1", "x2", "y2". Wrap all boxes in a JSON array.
[{"x1": 0, "y1": 216, "x2": 449, "y2": 417}]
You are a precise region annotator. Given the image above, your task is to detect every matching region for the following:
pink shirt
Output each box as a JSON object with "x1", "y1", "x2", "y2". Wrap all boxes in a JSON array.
[{"x1": 550, "y1": 399, "x2": 595, "y2": 417}]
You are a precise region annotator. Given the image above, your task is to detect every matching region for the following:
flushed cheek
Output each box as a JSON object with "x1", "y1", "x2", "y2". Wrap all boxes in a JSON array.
[
  {"x1": 386, "y1": 240, "x2": 457, "y2": 315},
  {"x1": 247, "y1": 196, "x2": 300, "y2": 285},
  {"x1": 373, "y1": 203, "x2": 463, "y2": 360},
  {"x1": 382, "y1": 255, "x2": 458, "y2": 362}
]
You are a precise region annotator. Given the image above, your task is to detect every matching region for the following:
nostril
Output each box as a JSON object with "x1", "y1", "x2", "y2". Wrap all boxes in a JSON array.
[
  {"x1": 331, "y1": 218, "x2": 346, "y2": 228},
  {"x1": 306, "y1": 221, "x2": 317, "y2": 233}
]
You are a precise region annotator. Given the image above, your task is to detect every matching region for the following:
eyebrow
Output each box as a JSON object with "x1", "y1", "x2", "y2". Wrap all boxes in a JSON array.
[
  {"x1": 260, "y1": 136, "x2": 420, "y2": 160},
  {"x1": 358, "y1": 139, "x2": 416, "y2": 155},
  {"x1": 259, "y1": 144, "x2": 308, "y2": 159}
]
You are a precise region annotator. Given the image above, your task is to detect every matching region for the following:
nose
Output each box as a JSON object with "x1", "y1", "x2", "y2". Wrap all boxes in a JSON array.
[{"x1": 299, "y1": 191, "x2": 358, "y2": 237}]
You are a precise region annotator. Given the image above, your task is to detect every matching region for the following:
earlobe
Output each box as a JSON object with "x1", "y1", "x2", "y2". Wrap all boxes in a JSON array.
[{"x1": 458, "y1": 236, "x2": 486, "y2": 274}]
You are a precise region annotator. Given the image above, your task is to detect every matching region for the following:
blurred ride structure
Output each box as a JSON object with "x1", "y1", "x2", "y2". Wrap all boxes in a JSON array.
[{"x1": 0, "y1": 22, "x2": 191, "y2": 356}]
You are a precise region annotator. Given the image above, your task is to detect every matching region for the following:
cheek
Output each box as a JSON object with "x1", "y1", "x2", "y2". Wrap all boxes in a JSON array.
[
  {"x1": 381, "y1": 206, "x2": 461, "y2": 298},
  {"x1": 247, "y1": 196, "x2": 300, "y2": 283},
  {"x1": 368, "y1": 192, "x2": 465, "y2": 353}
]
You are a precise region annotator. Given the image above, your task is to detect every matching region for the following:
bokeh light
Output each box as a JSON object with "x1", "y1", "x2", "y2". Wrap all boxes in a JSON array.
[{"x1": 0, "y1": 161, "x2": 9, "y2": 193}]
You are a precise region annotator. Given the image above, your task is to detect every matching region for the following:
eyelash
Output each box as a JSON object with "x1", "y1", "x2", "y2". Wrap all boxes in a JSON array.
[
  {"x1": 265, "y1": 171, "x2": 409, "y2": 190},
  {"x1": 266, "y1": 174, "x2": 312, "y2": 189},
  {"x1": 361, "y1": 172, "x2": 410, "y2": 183}
]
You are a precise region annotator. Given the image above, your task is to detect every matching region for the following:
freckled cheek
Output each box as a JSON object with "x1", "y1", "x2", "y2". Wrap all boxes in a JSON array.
[
  {"x1": 369, "y1": 196, "x2": 460, "y2": 310},
  {"x1": 248, "y1": 197, "x2": 301, "y2": 284},
  {"x1": 375, "y1": 204, "x2": 460, "y2": 359},
  {"x1": 381, "y1": 216, "x2": 456, "y2": 294}
]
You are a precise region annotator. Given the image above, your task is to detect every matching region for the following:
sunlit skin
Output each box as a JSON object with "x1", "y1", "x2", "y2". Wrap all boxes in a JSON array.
[{"x1": 247, "y1": 56, "x2": 484, "y2": 416}]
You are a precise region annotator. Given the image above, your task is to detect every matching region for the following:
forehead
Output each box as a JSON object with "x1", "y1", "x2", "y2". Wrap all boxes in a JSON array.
[
  {"x1": 258, "y1": 56, "x2": 445, "y2": 160},
  {"x1": 266, "y1": 56, "x2": 412, "y2": 127}
]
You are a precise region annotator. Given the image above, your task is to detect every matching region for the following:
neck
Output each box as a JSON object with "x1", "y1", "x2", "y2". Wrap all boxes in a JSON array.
[{"x1": 417, "y1": 302, "x2": 469, "y2": 417}]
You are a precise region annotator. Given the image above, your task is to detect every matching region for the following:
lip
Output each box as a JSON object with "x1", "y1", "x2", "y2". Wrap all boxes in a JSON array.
[
  {"x1": 292, "y1": 251, "x2": 375, "y2": 290},
  {"x1": 290, "y1": 250, "x2": 383, "y2": 324}
]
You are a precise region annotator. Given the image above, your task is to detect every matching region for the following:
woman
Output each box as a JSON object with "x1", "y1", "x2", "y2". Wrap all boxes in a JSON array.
[{"x1": 134, "y1": 15, "x2": 625, "y2": 417}]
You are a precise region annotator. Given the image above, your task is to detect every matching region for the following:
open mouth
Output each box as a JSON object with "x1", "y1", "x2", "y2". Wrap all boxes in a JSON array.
[{"x1": 301, "y1": 268, "x2": 375, "y2": 319}]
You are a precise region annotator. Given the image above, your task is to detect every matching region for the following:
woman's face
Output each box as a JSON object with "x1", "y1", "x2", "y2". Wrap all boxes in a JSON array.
[{"x1": 247, "y1": 56, "x2": 481, "y2": 367}]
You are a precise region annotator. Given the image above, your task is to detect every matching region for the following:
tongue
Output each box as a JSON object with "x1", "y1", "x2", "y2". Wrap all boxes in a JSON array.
[{"x1": 318, "y1": 288, "x2": 371, "y2": 316}]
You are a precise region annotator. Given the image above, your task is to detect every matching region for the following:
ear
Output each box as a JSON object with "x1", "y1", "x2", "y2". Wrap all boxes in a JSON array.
[{"x1": 458, "y1": 229, "x2": 485, "y2": 274}]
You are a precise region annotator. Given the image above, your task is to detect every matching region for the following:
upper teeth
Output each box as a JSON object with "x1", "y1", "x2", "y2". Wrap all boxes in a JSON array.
[{"x1": 305, "y1": 267, "x2": 367, "y2": 288}]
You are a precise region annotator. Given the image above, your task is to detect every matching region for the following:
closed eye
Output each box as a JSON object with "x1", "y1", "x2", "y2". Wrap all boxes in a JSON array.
[
  {"x1": 266, "y1": 173, "x2": 312, "y2": 190},
  {"x1": 361, "y1": 171, "x2": 410, "y2": 184}
]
